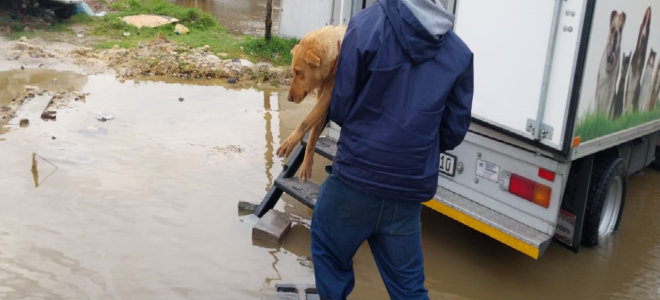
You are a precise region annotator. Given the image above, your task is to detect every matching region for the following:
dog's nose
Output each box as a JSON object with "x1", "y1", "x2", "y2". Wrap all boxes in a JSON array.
[{"x1": 287, "y1": 94, "x2": 294, "y2": 102}]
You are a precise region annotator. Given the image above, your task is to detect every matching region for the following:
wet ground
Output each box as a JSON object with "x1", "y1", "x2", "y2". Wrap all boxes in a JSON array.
[
  {"x1": 166, "y1": 0, "x2": 281, "y2": 36},
  {"x1": 1, "y1": 67, "x2": 660, "y2": 300}
]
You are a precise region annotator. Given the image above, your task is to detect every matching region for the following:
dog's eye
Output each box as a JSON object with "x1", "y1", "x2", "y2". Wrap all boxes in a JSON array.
[{"x1": 295, "y1": 70, "x2": 301, "y2": 76}]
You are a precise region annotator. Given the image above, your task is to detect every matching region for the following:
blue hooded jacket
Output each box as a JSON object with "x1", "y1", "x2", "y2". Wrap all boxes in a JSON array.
[{"x1": 328, "y1": 0, "x2": 474, "y2": 203}]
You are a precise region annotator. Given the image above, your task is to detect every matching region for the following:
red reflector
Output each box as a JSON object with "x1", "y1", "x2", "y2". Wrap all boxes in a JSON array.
[
  {"x1": 538, "y1": 168, "x2": 555, "y2": 182},
  {"x1": 509, "y1": 174, "x2": 535, "y2": 201}
]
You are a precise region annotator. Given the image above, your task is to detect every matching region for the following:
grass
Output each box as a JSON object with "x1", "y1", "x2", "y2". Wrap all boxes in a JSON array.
[
  {"x1": 243, "y1": 36, "x2": 298, "y2": 66},
  {"x1": 2, "y1": 0, "x2": 298, "y2": 66},
  {"x1": 574, "y1": 107, "x2": 660, "y2": 142},
  {"x1": 75, "y1": 0, "x2": 297, "y2": 65}
]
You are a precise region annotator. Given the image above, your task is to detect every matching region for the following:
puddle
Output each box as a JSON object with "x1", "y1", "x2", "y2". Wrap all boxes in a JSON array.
[
  {"x1": 0, "y1": 69, "x2": 88, "y2": 105},
  {"x1": 0, "y1": 69, "x2": 659, "y2": 299}
]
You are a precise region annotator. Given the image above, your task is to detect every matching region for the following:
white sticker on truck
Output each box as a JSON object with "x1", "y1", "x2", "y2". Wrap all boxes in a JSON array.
[
  {"x1": 554, "y1": 209, "x2": 576, "y2": 246},
  {"x1": 475, "y1": 159, "x2": 500, "y2": 182}
]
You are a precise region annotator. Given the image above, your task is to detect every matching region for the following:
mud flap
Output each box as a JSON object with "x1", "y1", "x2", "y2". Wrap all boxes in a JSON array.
[{"x1": 553, "y1": 155, "x2": 594, "y2": 252}]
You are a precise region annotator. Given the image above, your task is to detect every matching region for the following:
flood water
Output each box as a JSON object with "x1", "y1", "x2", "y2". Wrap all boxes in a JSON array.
[
  {"x1": 165, "y1": 0, "x2": 281, "y2": 36},
  {"x1": 1, "y1": 69, "x2": 660, "y2": 300}
]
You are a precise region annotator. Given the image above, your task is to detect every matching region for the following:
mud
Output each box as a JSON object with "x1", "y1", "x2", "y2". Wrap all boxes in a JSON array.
[
  {"x1": 0, "y1": 68, "x2": 89, "y2": 128},
  {"x1": 1, "y1": 36, "x2": 292, "y2": 87}
]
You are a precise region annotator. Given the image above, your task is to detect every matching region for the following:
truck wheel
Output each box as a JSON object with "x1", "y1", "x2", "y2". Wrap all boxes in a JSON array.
[
  {"x1": 55, "y1": 4, "x2": 75, "y2": 19},
  {"x1": 581, "y1": 155, "x2": 627, "y2": 247}
]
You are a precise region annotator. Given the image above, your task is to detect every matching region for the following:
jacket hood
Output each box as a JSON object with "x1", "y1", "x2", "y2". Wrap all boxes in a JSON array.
[{"x1": 379, "y1": 0, "x2": 454, "y2": 63}]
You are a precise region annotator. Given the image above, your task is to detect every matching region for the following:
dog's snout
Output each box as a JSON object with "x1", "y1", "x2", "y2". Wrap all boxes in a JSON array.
[{"x1": 287, "y1": 94, "x2": 294, "y2": 102}]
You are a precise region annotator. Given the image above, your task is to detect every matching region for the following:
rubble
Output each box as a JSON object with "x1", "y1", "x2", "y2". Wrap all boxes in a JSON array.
[
  {"x1": 64, "y1": 38, "x2": 292, "y2": 85},
  {"x1": 4, "y1": 32, "x2": 292, "y2": 87}
]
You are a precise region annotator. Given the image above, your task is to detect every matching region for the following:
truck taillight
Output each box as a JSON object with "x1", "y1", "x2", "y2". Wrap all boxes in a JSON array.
[{"x1": 507, "y1": 173, "x2": 552, "y2": 208}]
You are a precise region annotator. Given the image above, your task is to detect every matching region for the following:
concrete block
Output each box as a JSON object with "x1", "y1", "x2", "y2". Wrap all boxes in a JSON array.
[{"x1": 252, "y1": 209, "x2": 292, "y2": 244}]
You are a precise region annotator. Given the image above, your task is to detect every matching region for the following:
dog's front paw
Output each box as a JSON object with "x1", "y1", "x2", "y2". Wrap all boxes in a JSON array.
[
  {"x1": 299, "y1": 160, "x2": 313, "y2": 183},
  {"x1": 276, "y1": 139, "x2": 297, "y2": 158}
]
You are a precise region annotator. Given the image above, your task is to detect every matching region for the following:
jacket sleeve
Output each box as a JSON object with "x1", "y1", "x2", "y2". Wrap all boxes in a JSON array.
[
  {"x1": 439, "y1": 55, "x2": 474, "y2": 153},
  {"x1": 329, "y1": 24, "x2": 366, "y2": 127}
]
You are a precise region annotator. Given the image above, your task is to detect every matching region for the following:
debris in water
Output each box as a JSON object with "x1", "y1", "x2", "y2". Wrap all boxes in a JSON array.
[
  {"x1": 228, "y1": 78, "x2": 237, "y2": 84},
  {"x1": 96, "y1": 113, "x2": 114, "y2": 122},
  {"x1": 21, "y1": 66, "x2": 24, "y2": 70},
  {"x1": 41, "y1": 111, "x2": 57, "y2": 120},
  {"x1": 52, "y1": 136, "x2": 56, "y2": 140},
  {"x1": 238, "y1": 201, "x2": 259, "y2": 213},
  {"x1": 19, "y1": 119, "x2": 29, "y2": 127},
  {"x1": 178, "y1": 97, "x2": 184, "y2": 102}
]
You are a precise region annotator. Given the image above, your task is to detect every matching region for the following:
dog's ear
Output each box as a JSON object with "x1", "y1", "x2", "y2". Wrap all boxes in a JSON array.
[
  {"x1": 304, "y1": 49, "x2": 321, "y2": 68},
  {"x1": 619, "y1": 12, "x2": 626, "y2": 27},
  {"x1": 290, "y1": 44, "x2": 299, "y2": 55}
]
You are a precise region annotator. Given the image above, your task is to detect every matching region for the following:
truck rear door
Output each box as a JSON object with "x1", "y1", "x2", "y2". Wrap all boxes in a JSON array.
[{"x1": 453, "y1": 0, "x2": 586, "y2": 152}]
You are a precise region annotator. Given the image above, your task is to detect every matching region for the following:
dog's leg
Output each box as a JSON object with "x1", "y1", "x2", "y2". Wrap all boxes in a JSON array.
[
  {"x1": 276, "y1": 87, "x2": 332, "y2": 158},
  {"x1": 299, "y1": 112, "x2": 326, "y2": 182}
]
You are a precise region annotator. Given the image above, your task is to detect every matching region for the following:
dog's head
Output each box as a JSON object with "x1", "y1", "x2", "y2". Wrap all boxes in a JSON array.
[
  {"x1": 287, "y1": 38, "x2": 329, "y2": 103},
  {"x1": 607, "y1": 10, "x2": 626, "y2": 71},
  {"x1": 622, "y1": 51, "x2": 632, "y2": 74}
]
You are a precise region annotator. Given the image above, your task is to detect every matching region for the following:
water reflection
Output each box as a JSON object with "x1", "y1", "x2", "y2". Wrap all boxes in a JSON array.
[{"x1": 0, "y1": 69, "x2": 88, "y2": 104}]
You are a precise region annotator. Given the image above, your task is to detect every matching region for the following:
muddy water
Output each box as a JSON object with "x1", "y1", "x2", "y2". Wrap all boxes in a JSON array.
[
  {"x1": 166, "y1": 0, "x2": 281, "y2": 36},
  {"x1": 0, "y1": 69, "x2": 88, "y2": 104},
  {"x1": 1, "y1": 69, "x2": 660, "y2": 300}
]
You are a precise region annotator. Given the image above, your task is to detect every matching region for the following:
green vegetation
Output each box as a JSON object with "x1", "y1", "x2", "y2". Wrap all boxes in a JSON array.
[
  {"x1": 574, "y1": 107, "x2": 660, "y2": 142},
  {"x1": 4, "y1": 0, "x2": 298, "y2": 66},
  {"x1": 243, "y1": 36, "x2": 298, "y2": 66}
]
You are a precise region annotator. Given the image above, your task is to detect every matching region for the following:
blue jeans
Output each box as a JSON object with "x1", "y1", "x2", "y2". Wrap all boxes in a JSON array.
[{"x1": 310, "y1": 168, "x2": 429, "y2": 300}]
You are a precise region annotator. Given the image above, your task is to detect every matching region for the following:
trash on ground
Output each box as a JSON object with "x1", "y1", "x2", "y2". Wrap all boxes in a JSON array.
[
  {"x1": 19, "y1": 119, "x2": 29, "y2": 127},
  {"x1": 96, "y1": 113, "x2": 114, "y2": 122},
  {"x1": 41, "y1": 111, "x2": 57, "y2": 120},
  {"x1": 122, "y1": 15, "x2": 180, "y2": 29},
  {"x1": 174, "y1": 24, "x2": 190, "y2": 35},
  {"x1": 74, "y1": 2, "x2": 96, "y2": 16}
]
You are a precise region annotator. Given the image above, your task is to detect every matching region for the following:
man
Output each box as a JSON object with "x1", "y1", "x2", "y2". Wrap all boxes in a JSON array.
[{"x1": 309, "y1": 0, "x2": 474, "y2": 299}]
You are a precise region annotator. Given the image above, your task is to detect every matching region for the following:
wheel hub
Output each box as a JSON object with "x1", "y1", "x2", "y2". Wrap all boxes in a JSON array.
[{"x1": 598, "y1": 175, "x2": 623, "y2": 239}]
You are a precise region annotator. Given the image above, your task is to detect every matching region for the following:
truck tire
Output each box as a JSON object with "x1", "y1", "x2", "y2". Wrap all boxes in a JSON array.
[
  {"x1": 581, "y1": 155, "x2": 627, "y2": 247},
  {"x1": 55, "y1": 4, "x2": 75, "y2": 19}
]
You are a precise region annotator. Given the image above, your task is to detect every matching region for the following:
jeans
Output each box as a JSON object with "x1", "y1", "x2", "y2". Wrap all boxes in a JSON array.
[{"x1": 310, "y1": 167, "x2": 429, "y2": 300}]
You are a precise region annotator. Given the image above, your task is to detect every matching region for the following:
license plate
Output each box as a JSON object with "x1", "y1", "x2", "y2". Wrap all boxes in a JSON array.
[{"x1": 439, "y1": 153, "x2": 457, "y2": 177}]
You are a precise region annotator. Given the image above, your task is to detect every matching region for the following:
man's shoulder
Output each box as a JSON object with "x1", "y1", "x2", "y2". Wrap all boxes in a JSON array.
[
  {"x1": 441, "y1": 30, "x2": 473, "y2": 68},
  {"x1": 350, "y1": 2, "x2": 386, "y2": 27},
  {"x1": 444, "y1": 31, "x2": 472, "y2": 55}
]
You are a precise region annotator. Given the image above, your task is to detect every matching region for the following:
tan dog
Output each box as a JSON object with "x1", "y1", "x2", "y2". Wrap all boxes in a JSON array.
[
  {"x1": 595, "y1": 10, "x2": 626, "y2": 117},
  {"x1": 276, "y1": 25, "x2": 347, "y2": 182}
]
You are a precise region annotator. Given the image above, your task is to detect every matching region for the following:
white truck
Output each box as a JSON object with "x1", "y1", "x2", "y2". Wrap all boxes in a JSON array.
[{"x1": 262, "y1": 0, "x2": 660, "y2": 260}]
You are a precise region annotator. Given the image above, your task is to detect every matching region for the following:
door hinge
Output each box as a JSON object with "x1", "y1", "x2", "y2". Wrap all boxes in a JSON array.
[{"x1": 526, "y1": 119, "x2": 554, "y2": 140}]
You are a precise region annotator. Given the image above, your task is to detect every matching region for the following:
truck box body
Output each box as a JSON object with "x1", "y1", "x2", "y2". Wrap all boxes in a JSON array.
[{"x1": 279, "y1": 0, "x2": 660, "y2": 259}]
